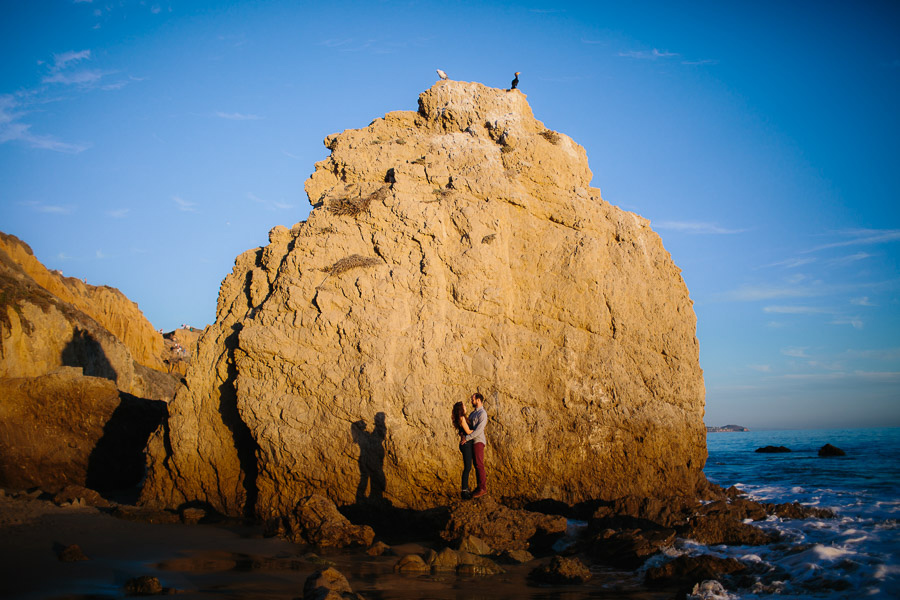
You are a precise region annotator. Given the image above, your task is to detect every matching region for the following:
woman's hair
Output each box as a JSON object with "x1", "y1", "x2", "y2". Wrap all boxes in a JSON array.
[{"x1": 452, "y1": 401, "x2": 466, "y2": 434}]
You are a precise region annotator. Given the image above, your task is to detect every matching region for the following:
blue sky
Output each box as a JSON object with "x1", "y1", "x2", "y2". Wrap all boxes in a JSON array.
[{"x1": 1, "y1": 0, "x2": 898, "y2": 429}]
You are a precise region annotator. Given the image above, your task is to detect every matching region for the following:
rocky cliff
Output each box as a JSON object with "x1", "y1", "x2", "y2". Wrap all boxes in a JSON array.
[
  {"x1": 0, "y1": 232, "x2": 174, "y2": 491},
  {"x1": 141, "y1": 81, "x2": 707, "y2": 518},
  {"x1": 0, "y1": 232, "x2": 173, "y2": 400},
  {"x1": 0, "y1": 233, "x2": 166, "y2": 372}
]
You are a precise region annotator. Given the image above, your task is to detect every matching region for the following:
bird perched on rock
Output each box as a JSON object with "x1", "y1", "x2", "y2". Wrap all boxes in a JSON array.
[
  {"x1": 510, "y1": 71, "x2": 520, "y2": 90},
  {"x1": 436, "y1": 69, "x2": 448, "y2": 80}
]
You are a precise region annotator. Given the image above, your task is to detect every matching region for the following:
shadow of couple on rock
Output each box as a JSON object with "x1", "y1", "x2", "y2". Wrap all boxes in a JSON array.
[{"x1": 351, "y1": 412, "x2": 388, "y2": 505}]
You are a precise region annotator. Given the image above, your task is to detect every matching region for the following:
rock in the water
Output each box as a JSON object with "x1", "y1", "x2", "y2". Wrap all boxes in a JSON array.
[
  {"x1": 818, "y1": 443, "x2": 846, "y2": 457},
  {"x1": 646, "y1": 555, "x2": 746, "y2": 588},
  {"x1": 680, "y1": 513, "x2": 776, "y2": 546},
  {"x1": 57, "y1": 544, "x2": 89, "y2": 562},
  {"x1": 529, "y1": 556, "x2": 592, "y2": 584},
  {"x1": 0, "y1": 372, "x2": 166, "y2": 491},
  {"x1": 688, "y1": 580, "x2": 732, "y2": 600},
  {"x1": 442, "y1": 496, "x2": 566, "y2": 552},
  {"x1": 764, "y1": 502, "x2": 834, "y2": 519},
  {"x1": 303, "y1": 567, "x2": 363, "y2": 600},
  {"x1": 123, "y1": 575, "x2": 163, "y2": 595},
  {"x1": 141, "y1": 80, "x2": 707, "y2": 518},
  {"x1": 280, "y1": 494, "x2": 375, "y2": 548},
  {"x1": 366, "y1": 541, "x2": 392, "y2": 556},
  {"x1": 589, "y1": 527, "x2": 676, "y2": 569},
  {"x1": 393, "y1": 554, "x2": 428, "y2": 573},
  {"x1": 755, "y1": 446, "x2": 791, "y2": 453}
]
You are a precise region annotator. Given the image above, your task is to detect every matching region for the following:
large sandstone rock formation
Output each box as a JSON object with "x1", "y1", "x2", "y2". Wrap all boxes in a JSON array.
[{"x1": 141, "y1": 81, "x2": 706, "y2": 518}]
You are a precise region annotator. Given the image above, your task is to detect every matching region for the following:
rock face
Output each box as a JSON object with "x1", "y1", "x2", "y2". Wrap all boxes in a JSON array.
[
  {"x1": 0, "y1": 232, "x2": 165, "y2": 372},
  {"x1": 0, "y1": 232, "x2": 174, "y2": 492},
  {"x1": 0, "y1": 232, "x2": 174, "y2": 401},
  {"x1": 141, "y1": 81, "x2": 707, "y2": 518},
  {"x1": 0, "y1": 370, "x2": 166, "y2": 491}
]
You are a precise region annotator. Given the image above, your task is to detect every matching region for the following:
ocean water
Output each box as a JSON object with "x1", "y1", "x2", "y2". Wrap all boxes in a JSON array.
[{"x1": 680, "y1": 427, "x2": 900, "y2": 599}]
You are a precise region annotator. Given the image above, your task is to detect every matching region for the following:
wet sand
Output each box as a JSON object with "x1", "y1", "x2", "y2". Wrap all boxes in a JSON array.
[{"x1": 0, "y1": 493, "x2": 670, "y2": 599}]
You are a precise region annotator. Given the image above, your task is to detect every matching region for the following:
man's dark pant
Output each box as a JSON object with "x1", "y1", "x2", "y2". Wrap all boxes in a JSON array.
[{"x1": 473, "y1": 442, "x2": 486, "y2": 492}]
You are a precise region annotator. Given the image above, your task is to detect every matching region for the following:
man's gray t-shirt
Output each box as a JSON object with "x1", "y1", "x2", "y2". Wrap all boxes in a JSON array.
[{"x1": 465, "y1": 407, "x2": 488, "y2": 445}]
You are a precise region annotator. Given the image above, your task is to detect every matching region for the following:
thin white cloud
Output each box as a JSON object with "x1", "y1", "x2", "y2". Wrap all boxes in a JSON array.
[
  {"x1": 20, "y1": 200, "x2": 74, "y2": 214},
  {"x1": 805, "y1": 229, "x2": 900, "y2": 252},
  {"x1": 782, "y1": 347, "x2": 810, "y2": 358},
  {"x1": 828, "y1": 252, "x2": 874, "y2": 266},
  {"x1": 830, "y1": 316, "x2": 864, "y2": 329},
  {"x1": 763, "y1": 257, "x2": 817, "y2": 269},
  {"x1": 845, "y1": 348, "x2": 900, "y2": 361},
  {"x1": 781, "y1": 370, "x2": 900, "y2": 381},
  {"x1": 851, "y1": 296, "x2": 876, "y2": 307},
  {"x1": 581, "y1": 39, "x2": 607, "y2": 45},
  {"x1": 43, "y1": 69, "x2": 107, "y2": 85},
  {"x1": 748, "y1": 364, "x2": 771, "y2": 372},
  {"x1": 721, "y1": 284, "x2": 822, "y2": 302},
  {"x1": 764, "y1": 305, "x2": 828, "y2": 315},
  {"x1": 618, "y1": 48, "x2": 679, "y2": 59},
  {"x1": 654, "y1": 221, "x2": 745, "y2": 235},
  {"x1": 215, "y1": 111, "x2": 263, "y2": 121},
  {"x1": 682, "y1": 59, "x2": 719, "y2": 66},
  {"x1": 283, "y1": 151, "x2": 302, "y2": 160},
  {"x1": 247, "y1": 192, "x2": 293, "y2": 211},
  {"x1": 0, "y1": 119, "x2": 90, "y2": 153},
  {"x1": 52, "y1": 50, "x2": 91, "y2": 70},
  {"x1": 107, "y1": 208, "x2": 129, "y2": 218},
  {"x1": 95, "y1": 249, "x2": 106, "y2": 259},
  {"x1": 173, "y1": 196, "x2": 198, "y2": 212}
]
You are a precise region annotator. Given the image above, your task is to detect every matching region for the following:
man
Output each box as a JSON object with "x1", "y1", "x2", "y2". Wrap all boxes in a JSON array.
[{"x1": 461, "y1": 392, "x2": 488, "y2": 498}]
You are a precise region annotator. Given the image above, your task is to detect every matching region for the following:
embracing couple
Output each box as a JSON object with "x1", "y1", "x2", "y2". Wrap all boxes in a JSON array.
[{"x1": 452, "y1": 392, "x2": 488, "y2": 499}]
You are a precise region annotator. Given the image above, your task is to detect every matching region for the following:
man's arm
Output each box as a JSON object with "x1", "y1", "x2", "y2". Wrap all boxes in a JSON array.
[{"x1": 464, "y1": 410, "x2": 486, "y2": 442}]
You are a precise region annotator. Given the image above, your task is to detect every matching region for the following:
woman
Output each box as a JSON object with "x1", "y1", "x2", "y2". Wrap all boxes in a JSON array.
[{"x1": 452, "y1": 401, "x2": 475, "y2": 499}]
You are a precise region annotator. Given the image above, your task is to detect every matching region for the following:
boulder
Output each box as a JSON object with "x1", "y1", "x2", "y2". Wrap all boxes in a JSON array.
[
  {"x1": 589, "y1": 527, "x2": 676, "y2": 569},
  {"x1": 764, "y1": 502, "x2": 834, "y2": 519},
  {"x1": 57, "y1": 544, "x2": 89, "y2": 562},
  {"x1": 303, "y1": 567, "x2": 364, "y2": 600},
  {"x1": 441, "y1": 495, "x2": 566, "y2": 552},
  {"x1": 457, "y1": 534, "x2": 493, "y2": 555},
  {"x1": 280, "y1": 494, "x2": 375, "y2": 548},
  {"x1": 529, "y1": 556, "x2": 592, "y2": 584},
  {"x1": 755, "y1": 446, "x2": 791, "y2": 453},
  {"x1": 366, "y1": 541, "x2": 392, "y2": 556},
  {"x1": 818, "y1": 444, "x2": 845, "y2": 457},
  {"x1": 0, "y1": 372, "x2": 166, "y2": 491},
  {"x1": 646, "y1": 555, "x2": 746, "y2": 588},
  {"x1": 141, "y1": 81, "x2": 707, "y2": 518},
  {"x1": 123, "y1": 575, "x2": 163, "y2": 596},
  {"x1": 52, "y1": 485, "x2": 111, "y2": 508},
  {"x1": 680, "y1": 513, "x2": 776, "y2": 546},
  {"x1": 393, "y1": 554, "x2": 428, "y2": 573}
]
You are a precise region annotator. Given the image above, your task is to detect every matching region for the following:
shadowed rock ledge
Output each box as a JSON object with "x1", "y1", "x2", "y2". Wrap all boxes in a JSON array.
[{"x1": 141, "y1": 81, "x2": 707, "y2": 518}]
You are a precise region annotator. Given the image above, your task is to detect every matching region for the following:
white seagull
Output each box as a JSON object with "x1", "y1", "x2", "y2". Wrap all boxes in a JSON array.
[{"x1": 436, "y1": 69, "x2": 448, "y2": 80}]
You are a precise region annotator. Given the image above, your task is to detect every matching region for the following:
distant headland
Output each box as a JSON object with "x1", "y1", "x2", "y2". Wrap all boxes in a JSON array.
[{"x1": 706, "y1": 424, "x2": 749, "y2": 432}]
